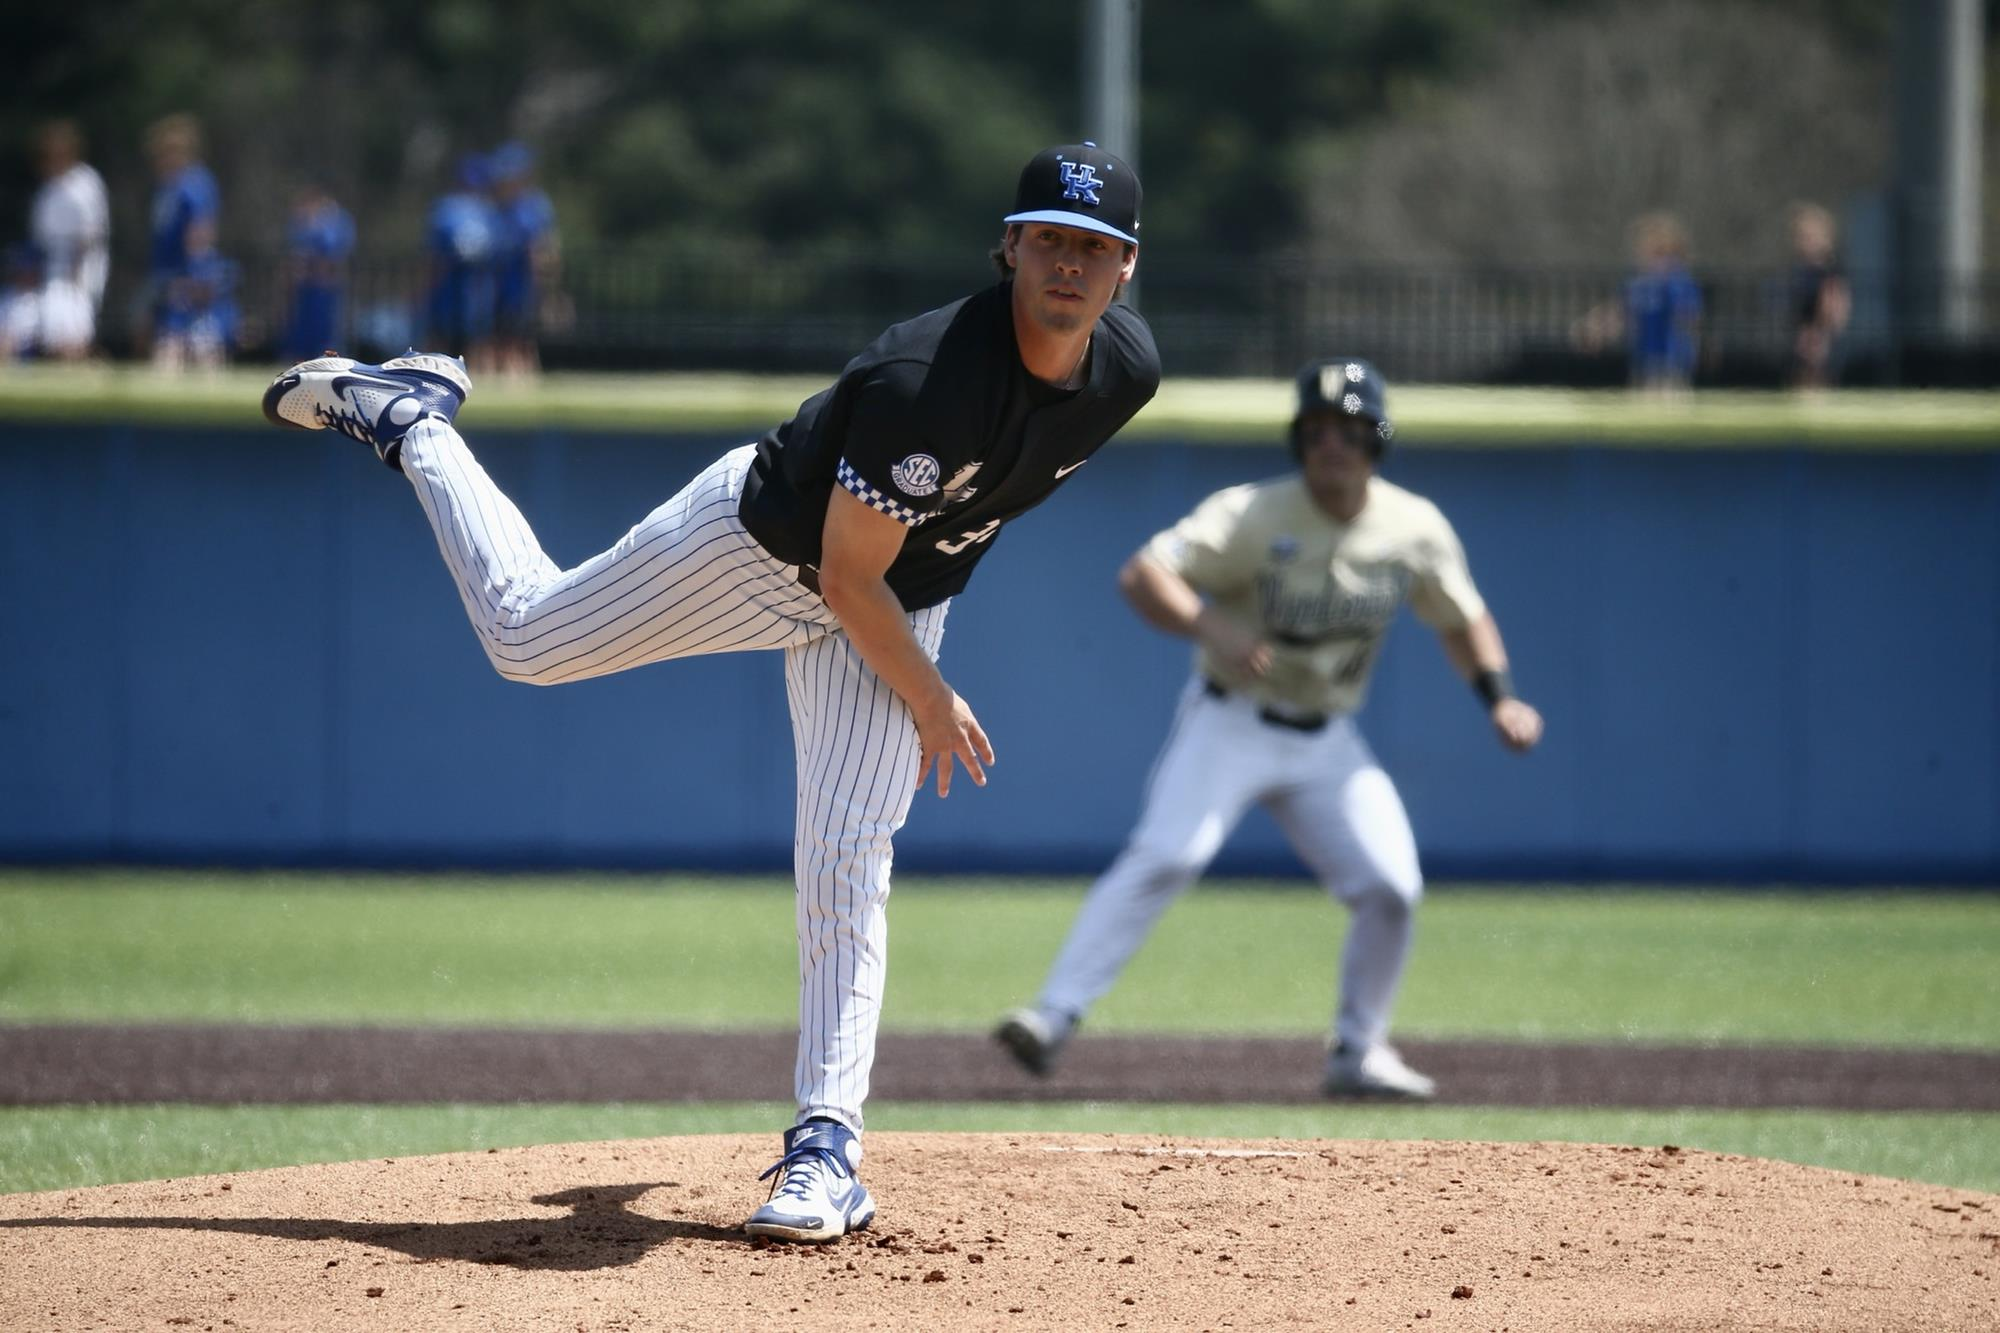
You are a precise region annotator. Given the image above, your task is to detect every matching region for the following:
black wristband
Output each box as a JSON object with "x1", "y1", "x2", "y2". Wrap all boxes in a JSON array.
[{"x1": 1472, "y1": 669, "x2": 1515, "y2": 707}]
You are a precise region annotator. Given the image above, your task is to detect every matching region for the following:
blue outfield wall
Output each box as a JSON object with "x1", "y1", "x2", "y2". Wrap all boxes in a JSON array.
[{"x1": 2, "y1": 424, "x2": 1996, "y2": 882}]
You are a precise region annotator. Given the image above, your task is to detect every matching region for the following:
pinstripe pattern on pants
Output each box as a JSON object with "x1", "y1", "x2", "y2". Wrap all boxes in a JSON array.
[
  {"x1": 399, "y1": 424, "x2": 838, "y2": 680},
  {"x1": 785, "y1": 601, "x2": 949, "y2": 1132},
  {"x1": 396, "y1": 418, "x2": 952, "y2": 1136}
]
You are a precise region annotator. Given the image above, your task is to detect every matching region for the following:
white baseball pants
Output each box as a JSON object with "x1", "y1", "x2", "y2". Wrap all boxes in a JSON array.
[
  {"x1": 399, "y1": 421, "x2": 948, "y2": 1131},
  {"x1": 1036, "y1": 677, "x2": 1423, "y2": 1053}
]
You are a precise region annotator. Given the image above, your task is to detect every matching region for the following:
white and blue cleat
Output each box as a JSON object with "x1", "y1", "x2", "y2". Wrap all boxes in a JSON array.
[
  {"x1": 744, "y1": 1119, "x2": 876, "y2": 1243},
  {"x1": 262, "y1": 352, "x2": 471, "y2": 471}
]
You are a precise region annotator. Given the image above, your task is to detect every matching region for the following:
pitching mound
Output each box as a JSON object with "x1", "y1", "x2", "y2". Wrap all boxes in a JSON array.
[{"x1": 2, "y1": 1134, "x2": 1993, "y2": 1331}]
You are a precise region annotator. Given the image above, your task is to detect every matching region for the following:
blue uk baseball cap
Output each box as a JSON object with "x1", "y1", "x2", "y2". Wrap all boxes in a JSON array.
[{"x1": 1004, "y1": 142, "x2": 1141, "y2": 246}]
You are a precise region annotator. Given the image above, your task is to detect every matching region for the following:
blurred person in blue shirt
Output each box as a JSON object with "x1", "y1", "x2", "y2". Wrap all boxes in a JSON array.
[
  {"x1": 1624, "y1": 212, "x2": 1702, "y2": 393},
  {"x1": 487, "y1": 140, "x2": 560, "y2": 379},
  {"x1": 281, "y1": 181, "x2": 355, "y2": 364},
  {"x1": 143, "y1": 113, "x2": 220, "y2": 363},
  {"x1": 426, "y1": 153, "x2": 497, "y2": 371},
  {"x1": 155, "y1": 250, "x2": 239, "y2": 370}
]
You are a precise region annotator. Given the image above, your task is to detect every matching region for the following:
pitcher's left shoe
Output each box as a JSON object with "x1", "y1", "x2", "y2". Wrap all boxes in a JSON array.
[
  {"x1": 744, "y1": 1119, "x2": 876, "y2": 1243},
  {"x1": 261, "y1": 351, "x2": 471, "y2": 471},
  {"x1": 1323, "y1": 1041, "x2": 1437, "y2": 1100}
]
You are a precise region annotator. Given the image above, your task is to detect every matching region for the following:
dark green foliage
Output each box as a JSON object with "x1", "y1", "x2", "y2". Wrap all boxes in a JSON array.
[
  {"x1": 0, "y1": 0, "x2": 1575, "y2": 263},
  {"x1": 0, "y1": 0, "x2": 1973, "y2": 267}
]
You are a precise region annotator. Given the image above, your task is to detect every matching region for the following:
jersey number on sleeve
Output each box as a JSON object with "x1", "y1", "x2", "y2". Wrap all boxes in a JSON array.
[{"x1": 934, "y1": 520, "x2": 1001, "y2": 556}]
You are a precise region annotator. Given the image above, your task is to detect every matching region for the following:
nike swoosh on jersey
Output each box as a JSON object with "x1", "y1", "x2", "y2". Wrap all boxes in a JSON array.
[{"x1": 1053, "y1": 460, "x2": 1089, "y2": 479}]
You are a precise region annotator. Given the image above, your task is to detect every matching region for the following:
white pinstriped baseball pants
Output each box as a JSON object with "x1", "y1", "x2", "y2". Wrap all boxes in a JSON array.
[{"x1": 399, "y1": 420, "x2": 948, "y2": 1132}]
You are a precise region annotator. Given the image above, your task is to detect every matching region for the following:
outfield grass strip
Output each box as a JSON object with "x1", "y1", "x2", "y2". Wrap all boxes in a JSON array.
[{"x1": 6, "y1": 872, "x2": 1997, "y2": 1048}]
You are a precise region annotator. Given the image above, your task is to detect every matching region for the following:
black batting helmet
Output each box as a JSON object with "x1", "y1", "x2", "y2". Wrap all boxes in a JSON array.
[{"x1": 1290, "y1": 357, "x2": 1394, "y2": 461}]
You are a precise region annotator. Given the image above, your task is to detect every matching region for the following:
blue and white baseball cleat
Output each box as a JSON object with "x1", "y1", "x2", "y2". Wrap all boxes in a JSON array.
[
  {"x1": 744, "y1": 1119, "x2": 876, "y2": 1243},
  {"x1": 261, "y1": 351, "x2": 471, "y2": 471}
]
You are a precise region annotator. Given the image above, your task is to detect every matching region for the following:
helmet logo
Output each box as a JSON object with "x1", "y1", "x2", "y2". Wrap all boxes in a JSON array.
[
  {"x1": 1059, "y1": 161, "x2": 1104, "y2": 205},
  {"x1": 1302, "y1": 359, "x2": 1390, "y2": 452}
]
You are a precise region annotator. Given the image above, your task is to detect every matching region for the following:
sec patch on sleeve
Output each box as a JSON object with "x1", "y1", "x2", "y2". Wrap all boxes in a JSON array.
[{"x1": 891, "y1": 453, "x2": 942, "y2": 496}]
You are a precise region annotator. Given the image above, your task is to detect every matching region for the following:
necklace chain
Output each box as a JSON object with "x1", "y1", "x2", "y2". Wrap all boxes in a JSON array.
[{"x1": 1058, "y1": 336, "x2": 1091, "y2": 390}]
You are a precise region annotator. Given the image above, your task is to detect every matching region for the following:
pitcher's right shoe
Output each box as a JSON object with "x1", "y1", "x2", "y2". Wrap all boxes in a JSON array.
[
  {"x1": 744, "y1": 1119, "x2": 876, "y2": 1243},
  {"x1": 261, "y1": 352, "x2": 471, "y2": 471},
  {"x1": 994, "y1": 1005, "x2": 1075, "y2": 1077}
]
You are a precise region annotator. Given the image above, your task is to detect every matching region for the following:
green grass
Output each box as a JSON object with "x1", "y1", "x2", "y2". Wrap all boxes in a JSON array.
[
  {"x1": 3, "y1": 870, "x2": 1996, "y2": 1046},
  {"x1": 3, "y1": 1103, "x2": 1995, "y2": 1197},
  {"x1": 2, "y1": 365, "x2": 1997, "y2": 447},
  {"x1": 5, "y1": 870, "x2": 1995, "y2": 1197}
]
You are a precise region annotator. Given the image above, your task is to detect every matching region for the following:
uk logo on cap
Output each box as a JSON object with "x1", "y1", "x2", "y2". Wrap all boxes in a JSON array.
[
  {"x1": 1060, "y1": 161, "x2": 1104, "y2": 205},
  {"x1": 1005, "y1": 142, "x2": 1141, "y2": 246}
]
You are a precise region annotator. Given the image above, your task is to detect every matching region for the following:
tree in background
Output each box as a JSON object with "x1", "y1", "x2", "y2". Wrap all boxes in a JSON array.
[
  {"x1": 1300, "y1": 0, "x2": 1894, "y2": 269},
  {"x1": 0, "y1": 1, "x2": 1579, "y2": 262},
  {"x1": 0, "y1": 0, "x2": 1989, "y2": 339}
]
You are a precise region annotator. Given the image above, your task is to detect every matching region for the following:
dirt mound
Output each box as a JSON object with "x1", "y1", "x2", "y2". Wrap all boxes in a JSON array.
[{"x1": 2, "y1": 1134, "x2": 1993, "y2": 1331}]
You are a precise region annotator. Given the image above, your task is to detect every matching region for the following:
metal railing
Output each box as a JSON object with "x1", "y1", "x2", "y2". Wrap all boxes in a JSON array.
[{"x1": 129, "y1": 247, "x2": 2000, "y2": 385}]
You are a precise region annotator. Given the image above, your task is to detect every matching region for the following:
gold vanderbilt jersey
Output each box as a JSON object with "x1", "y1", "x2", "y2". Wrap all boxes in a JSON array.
[{"x1": 1144, "y1": 474, "x2": 1486, "y2": 718}]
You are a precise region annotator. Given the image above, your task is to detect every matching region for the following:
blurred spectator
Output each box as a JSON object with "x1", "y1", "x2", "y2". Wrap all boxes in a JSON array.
[
  {"x1": 1569, "y1": 212, "x2": 1703, "y2": 392},
  {"x1": 143, "y1": 113, "x2": 222, "y2": 364},
  {"x1": 426, "y1": 153, "x2": 497, "y2": 370},
  {"x1": 153, "y1": 250, "x2": 240, "y2": 370},
  {"x1": 1787, "y1": 201, "x2": 1850, "y2": 392},
  {"x1": 487, "y1": 140, "x2": 561, "y2": 378},
  {"x1": 281, "y1": 181, "x2": 355, "y2": 363},
  {"x1": 28, "y1": 119, "x2": 109, "y2": 360},
  {"x1": 0, "y1": 244, "x2": 44, "y2": 361},
  {"x1": 1623, "y1": 212, "x2": 1702, "y2": 393}
]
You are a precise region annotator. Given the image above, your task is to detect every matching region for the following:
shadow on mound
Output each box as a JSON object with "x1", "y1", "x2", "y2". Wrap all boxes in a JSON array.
[
  {"x1": 0, "y1": 1182, "x2": 746, "y2": 1270},
  {"x1": 3, "y1": 1135, "x2": 1995, "y2": 1331}
]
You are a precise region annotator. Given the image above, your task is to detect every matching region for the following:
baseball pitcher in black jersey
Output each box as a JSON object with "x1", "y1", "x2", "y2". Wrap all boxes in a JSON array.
[{"x1": 261, "y1": 142, "x2": 1160, "y2": 1241}]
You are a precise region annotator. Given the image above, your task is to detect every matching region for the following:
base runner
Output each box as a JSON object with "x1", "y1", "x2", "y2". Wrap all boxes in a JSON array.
[{"x1": 995, "y1": 357, "x2": 1542, "y2": 1099}]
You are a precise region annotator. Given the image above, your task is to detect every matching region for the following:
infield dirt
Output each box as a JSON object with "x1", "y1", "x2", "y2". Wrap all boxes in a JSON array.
[
  {"x1": 3, "y1": 1133, "x2": 1994, "y2": 1331},
  {"x1": 7, "y1": 1025, "x2": 1998, "y2": 1109}
]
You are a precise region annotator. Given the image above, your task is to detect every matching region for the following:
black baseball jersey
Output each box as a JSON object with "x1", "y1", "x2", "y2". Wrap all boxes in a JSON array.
[{"x1": 738, "y1": 281, "x2": 1161, "y2": 611}]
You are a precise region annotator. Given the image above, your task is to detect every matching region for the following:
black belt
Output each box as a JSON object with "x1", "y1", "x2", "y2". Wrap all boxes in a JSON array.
[
  {"x1": 1202, "y1": 678, "x2": 1330, "y2": 733},
  {"x1": 796, "y1": 563, "x2": 822, "y2": 595}
]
